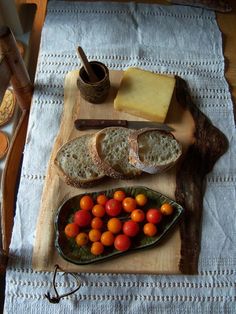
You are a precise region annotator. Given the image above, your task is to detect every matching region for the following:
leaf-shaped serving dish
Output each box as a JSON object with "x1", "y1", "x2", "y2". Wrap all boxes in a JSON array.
[{"x1": 55, "y1": 186, "x2": 184, "y2": 265}]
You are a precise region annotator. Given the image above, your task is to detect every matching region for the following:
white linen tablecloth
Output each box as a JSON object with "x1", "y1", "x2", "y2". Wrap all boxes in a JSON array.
[{"x1": 4, "y1": 1, "x2": 236, "y2": 313}]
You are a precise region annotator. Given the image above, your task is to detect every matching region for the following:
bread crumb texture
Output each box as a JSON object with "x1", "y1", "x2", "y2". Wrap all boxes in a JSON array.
[
  {"x1": 56, "y1": 135, "x2": 103, "y2": 180},
  {"x1": 138, "y1": 131, "x2": 181, "y2": 165},
  {"x1": 97, "y1": 127, "x2": 141, "y2": 176}
]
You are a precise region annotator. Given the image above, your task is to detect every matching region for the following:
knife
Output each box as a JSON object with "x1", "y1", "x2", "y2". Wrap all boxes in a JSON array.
[{"x1": 74, "y1": 119, "x2": 174, "y2": 132}]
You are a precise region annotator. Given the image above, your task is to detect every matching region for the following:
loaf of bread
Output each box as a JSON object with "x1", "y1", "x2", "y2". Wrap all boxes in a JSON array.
[
  {"x1": 54, "y1": 134, "x2": 106, "y2": 188},
  {"x1": 128, "y1": 128, "x2": 182, "y2": 174},
  {"x1": 89, "y1": 127, "x2": 142, "y2": 179}
]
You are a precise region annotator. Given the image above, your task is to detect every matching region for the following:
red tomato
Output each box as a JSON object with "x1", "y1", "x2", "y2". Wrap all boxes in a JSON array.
[
  {"x1": 74, "y1": 210, "x2": 92, "y2": 227},
  {"x1": 146, "y1": 209, "x2": 162, "y2": 224},
  {"x1": 105, "y1": 199, "x2": 122, "y2": 217},
  {"x1": 80, "y1": 195, "x2": 94, "y2": 210},
  {"x1": 122, "y1": 197, "x2": 137, "y2": 213},
  {"x1": 123, "y1": 220, "x2": 139, "y2": 237},
  {"x1": 114, "y1": 234, "x2": 131, "y2": 251}
]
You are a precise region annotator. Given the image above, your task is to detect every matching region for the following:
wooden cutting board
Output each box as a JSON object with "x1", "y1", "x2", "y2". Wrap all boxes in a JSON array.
[{"x1": 32, "y1": 69, "x2": 195, "y2": 274}]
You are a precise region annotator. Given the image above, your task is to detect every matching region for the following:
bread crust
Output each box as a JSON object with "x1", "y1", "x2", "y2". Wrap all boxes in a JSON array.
[
  {"x1": 89, "y1": 127, "x2": 142, "y2": 179},
  {"x1": 128, "y1": 128, "x2": 182, "y2": 174}
]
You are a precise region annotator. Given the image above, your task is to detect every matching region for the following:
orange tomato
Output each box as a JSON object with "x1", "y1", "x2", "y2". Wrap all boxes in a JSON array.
[
  {"x1": 89, "y1": 229, "x2": 102, "y2": 242},
  {"x1": 96, "y1": 194, "x2": 108, "y2": 206},
  {"x1": 91, "y1": 242, "x2": 104, "y2": 255},
  {"x1": 122, "y1": 197, "x2": 137, "y2": 213},
  {"x1": 101, "y1": 231, "x2": 115, "y2": 246},
  {"x1": 160, "y1": 203, "x2": 174, "y2": 215},
  {"x1": 92, "y1": 204, "x2": 106, "y2": 217},
  {"x1": 107, "y1": 218, "x2": 122, "y2": 234},
  {"x1": 143, "y1": 223, "x2": 157, "y2": 237},
  {"x1": 91, "y1": 217, "x2": 103, "y2": 229},
  {"x1": 135, "y1": 194, "x2": 148, "y2": 206},
  {"x1": 113, "y1": 190, "x2": 126, "y2": 202},
  {"x1": 80, "y1": 195, "x2": 94, "y2": 210},
  {"x1": 131, "y1": 209, "x2": 145, "y2": 222},
  {"x1": 64, "y1": 223, "x2": 79, "y2": 238},
  {"x1": 75, "y1": 232, "x2": 89, "y2": 246}
]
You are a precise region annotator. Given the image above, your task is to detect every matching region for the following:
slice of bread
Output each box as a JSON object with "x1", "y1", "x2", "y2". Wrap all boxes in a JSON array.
[
  {"x1": 89, "y1": 127, "x2": 142, "y2": 179},
  {"x1": 54, "y1": 134, "x2": 106, "y2": 188},
  {"x1": 128, "y1": 128, "x2": 182, "y2": 174}
]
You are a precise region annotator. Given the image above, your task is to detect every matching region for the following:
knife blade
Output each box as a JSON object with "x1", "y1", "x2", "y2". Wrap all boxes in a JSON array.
[{"x1": 74, "y1": 119, "x2": 174, "y2": 132}]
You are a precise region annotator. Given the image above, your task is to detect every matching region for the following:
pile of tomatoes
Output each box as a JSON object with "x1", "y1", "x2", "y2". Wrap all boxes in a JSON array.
[{"x1": 64, "y1": 190, "x2": 174, "y2": 256}]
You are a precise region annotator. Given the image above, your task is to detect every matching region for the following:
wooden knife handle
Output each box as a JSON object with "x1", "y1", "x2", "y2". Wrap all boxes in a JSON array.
[{"x1": 74, "y1": 119, "x2": 128, "y2": 130}]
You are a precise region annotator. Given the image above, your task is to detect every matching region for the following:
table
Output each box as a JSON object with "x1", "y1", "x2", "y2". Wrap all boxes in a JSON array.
[{"x1": 3, "y1": 1, "x2": 236, "y2": 313}]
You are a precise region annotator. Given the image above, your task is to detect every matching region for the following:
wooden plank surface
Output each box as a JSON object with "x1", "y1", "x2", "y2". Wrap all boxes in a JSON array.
[{"x1": 32, "y1": 69, "x2": 195, "y2": 274}]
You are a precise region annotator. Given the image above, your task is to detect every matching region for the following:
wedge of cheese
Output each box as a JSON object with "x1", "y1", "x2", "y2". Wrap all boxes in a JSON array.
[{"x1": 114, "y1": 67, "x2": 175, "y2": 122}]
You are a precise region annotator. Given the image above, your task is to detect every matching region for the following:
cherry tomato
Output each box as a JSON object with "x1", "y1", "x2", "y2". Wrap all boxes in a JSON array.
[
  {"x1": 96, "y1": 194, "x2": 108, "y2": 206},
  {"x1": 64, "y1": 223, "x2": 79, "y2": 238},
  {"x1": 101, "y1": 231, "x2": 115, "y2": 246},
  {"x1": 107, "y1": 218, "x2": 122, "y2": 234},
  {"x1": 91, "y1": 242, "x2": 104, "y2": 255},
  {"x1": 122, "y1": 197, "x2": 137, "y2": 213},
  {"x1": 91, "y1": 217, "x2": 103, "y2": 229},
  {"x1": 105, "y1": 199, "x2": 122, "y2": 217},
  {"x1": 123, "y1": 220, "x2": 139, "y2": 237},
  {"x1": 135, "y1": 194, "x2": 148, "y2": 206},
  {"x1": 89, "y1": 229, "x2": 102, "y2": 242},
  {"x1": 143, "y1": 223, "x2": 157, "y2": 237},
  {"x1": 160, "y1": 203, "x2": 174, "y2": 215},
  {"x1": 113, "y1": 190, "x2": 126, "y2": 202},
  {"x1": 131, "y1": 209, "x2": 145, "y2": 222},
  {"x1": 114, "y1": 234, "x2": 131, "y2": 251},
  {"x1": 74, "y1": 210, "x2": 92, "y2": 227},
  {"x1": 146, "y1": 209, "x2": 162, "y2": 224},
  {"x1": 92, "y1": 204, "x2": 106, "y2": 217},
  {"x1": 75, "y1": 232, "x2": 89, "y2": 246},
  {"x1": 80, "y1": 195, "x2": 94, "y2": 210}
]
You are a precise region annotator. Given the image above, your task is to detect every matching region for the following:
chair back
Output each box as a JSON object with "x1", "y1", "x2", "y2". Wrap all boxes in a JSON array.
[{"x1": 0, "y1": 26, "x2": 33, "y2": 274}]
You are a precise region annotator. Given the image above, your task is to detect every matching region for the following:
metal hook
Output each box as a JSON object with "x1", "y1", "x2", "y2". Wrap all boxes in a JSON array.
[{"x1": 45, "y1": 264, "x2": 81, "y2": 303}]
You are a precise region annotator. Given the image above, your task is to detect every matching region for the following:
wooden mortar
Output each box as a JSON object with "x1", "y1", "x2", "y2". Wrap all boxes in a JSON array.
[{"x1": 77, "y1": 61, "x2": 110, "y2": 104}]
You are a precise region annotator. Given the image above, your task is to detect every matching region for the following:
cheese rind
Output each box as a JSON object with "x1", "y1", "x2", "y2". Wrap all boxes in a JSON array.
[{"x1": 114, "y1": 67, "x2": 175, "y2": 122}]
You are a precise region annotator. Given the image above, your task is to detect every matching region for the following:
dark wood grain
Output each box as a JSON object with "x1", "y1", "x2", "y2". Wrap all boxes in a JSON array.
[{"x1": 175, "y1": 77, "x2": 229, "y2": 274}]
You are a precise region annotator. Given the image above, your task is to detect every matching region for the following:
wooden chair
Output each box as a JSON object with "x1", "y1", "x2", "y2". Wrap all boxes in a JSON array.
[
  {"x1": 0, "y1": 26, "x2": 33, "y2": 274},
  {"x1": 15, "y1": 0, "x2": 48, "y2": 80}
]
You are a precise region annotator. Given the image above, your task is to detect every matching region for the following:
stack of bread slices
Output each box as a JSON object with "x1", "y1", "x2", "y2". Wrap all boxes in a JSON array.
[{"x1": 54, "y1": 127, "x2": 182, "y2": 188}]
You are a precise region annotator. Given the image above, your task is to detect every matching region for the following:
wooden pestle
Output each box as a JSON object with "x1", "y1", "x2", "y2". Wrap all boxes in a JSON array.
[{"x1": 77, "y1": 46, "x2": 98, "y2": 83}]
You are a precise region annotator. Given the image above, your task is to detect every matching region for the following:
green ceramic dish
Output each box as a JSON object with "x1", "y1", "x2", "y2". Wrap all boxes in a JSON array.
[{"x1": 54, "y1": 186, "x2": 184, "y2": 265}]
